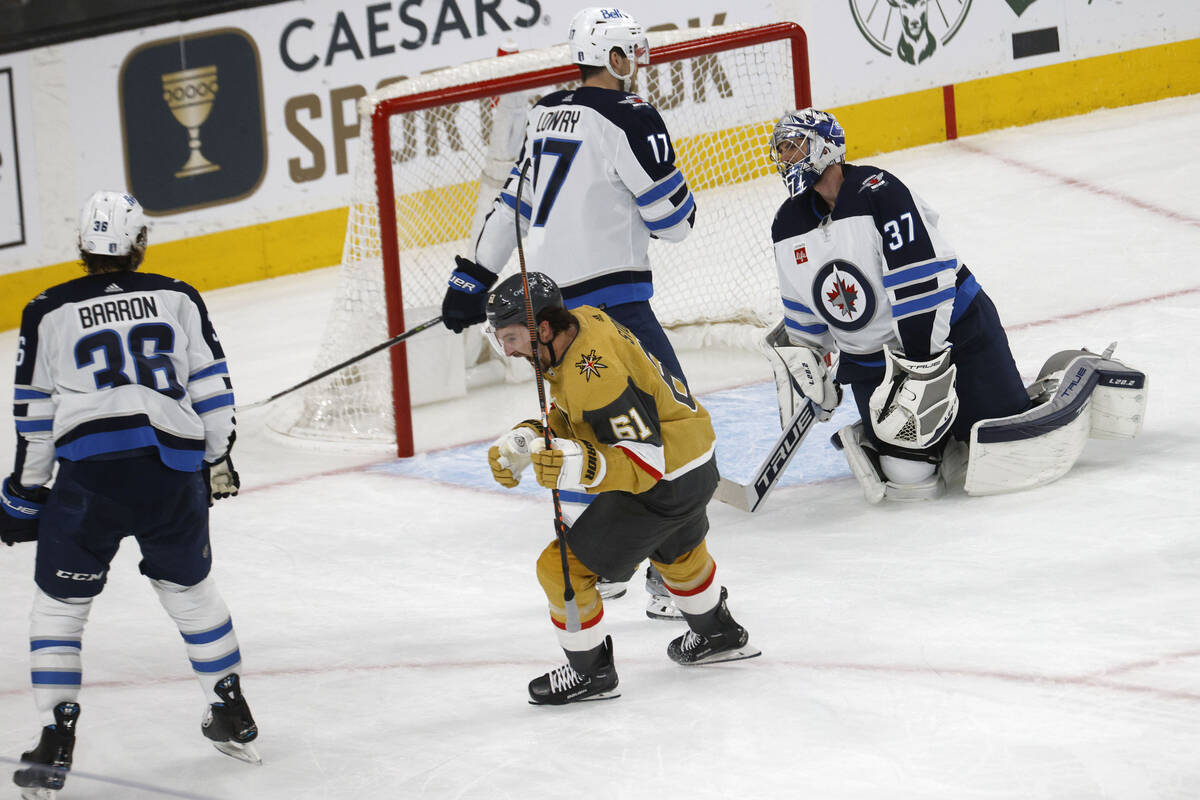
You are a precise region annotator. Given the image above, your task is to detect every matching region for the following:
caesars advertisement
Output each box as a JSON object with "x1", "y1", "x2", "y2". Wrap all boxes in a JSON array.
[{"x1": 0, "y1": 0, "x2": 1197, "y2": 278}]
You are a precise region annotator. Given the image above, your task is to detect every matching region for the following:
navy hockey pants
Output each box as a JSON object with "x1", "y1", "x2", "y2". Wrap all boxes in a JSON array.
[{"x1": 35, "y1": 454, "x2": 212, "y2": 598}]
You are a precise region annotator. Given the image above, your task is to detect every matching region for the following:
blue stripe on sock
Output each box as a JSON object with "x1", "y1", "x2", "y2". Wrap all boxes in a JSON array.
[
  {"x1": 30, "y1": 639, "x2": 82, "y2": 651},
  {"x1": 181, "y1": 618, "x2": 233, "y2": 645},
  {"x1": 31, "y1": 671, "x2": 82, "y2": 686},
  {"x1": 191, "y1": 649, "x2": 241, "y2": 673}
]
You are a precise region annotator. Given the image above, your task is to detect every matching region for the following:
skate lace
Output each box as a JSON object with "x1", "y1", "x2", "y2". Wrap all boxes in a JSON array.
[{"x1": 548, "y1": 664, "x2": 584, "y2": 693}]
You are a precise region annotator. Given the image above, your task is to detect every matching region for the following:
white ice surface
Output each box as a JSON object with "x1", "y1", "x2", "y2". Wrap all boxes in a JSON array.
[{"x1": 1, "y1": 95, "x2": 1198, "y2": 799}]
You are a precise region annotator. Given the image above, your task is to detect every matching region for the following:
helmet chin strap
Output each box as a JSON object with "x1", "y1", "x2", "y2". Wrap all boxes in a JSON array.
[
  {"x1": 606, "y1": 56, "x2": 635, "y2": 92},
  {"x1": 528, "y1": 330, "x2": 562, "y2": 370}
]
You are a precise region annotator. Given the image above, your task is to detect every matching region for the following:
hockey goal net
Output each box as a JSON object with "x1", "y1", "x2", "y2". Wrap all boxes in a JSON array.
[{"x1": 276, "y1": 22, "x2": 810, "y2": 456}]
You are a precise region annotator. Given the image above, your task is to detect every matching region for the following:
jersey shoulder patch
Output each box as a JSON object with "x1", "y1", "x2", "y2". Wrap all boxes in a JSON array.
[
  {"x1": 535, "y1": 89, "x2": 575, "y2": 110},
  {"x1": 839, "y1": 164, "x2": 915, "y2": 218},
  {"x1": 570, "y1": 86, "x2": 667, "y2": 133}
]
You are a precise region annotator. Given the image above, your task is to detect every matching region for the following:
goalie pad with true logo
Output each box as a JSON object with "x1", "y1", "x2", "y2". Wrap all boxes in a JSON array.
[{"x1": 964, "y1": 344, "x2": 1147, "y2": 496}]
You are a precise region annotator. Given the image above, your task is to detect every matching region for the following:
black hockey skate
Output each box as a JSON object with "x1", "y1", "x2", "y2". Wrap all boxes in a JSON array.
[
  {"x1": 202, "y1": 674, "x2": 261, "y2": 765},
  {"x1": 12, "y1": 701, "x2": 80, "y2": 800},
  {"x1": 528, "y1": 635, "x2": 620, "y2": 705},
  {"x1": 668, "y1": 587, "x2": 761, "y2": 666}
]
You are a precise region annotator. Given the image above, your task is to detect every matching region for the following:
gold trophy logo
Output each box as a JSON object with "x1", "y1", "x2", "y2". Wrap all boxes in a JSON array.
[{"x1": 162, "y1": 65, "x2": 220, "y2": 178}]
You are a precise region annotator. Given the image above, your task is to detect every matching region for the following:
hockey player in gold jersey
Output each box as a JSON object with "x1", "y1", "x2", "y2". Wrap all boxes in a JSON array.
[{"x1": 484, "y1": 273, "x2": 759, "y2": 705}]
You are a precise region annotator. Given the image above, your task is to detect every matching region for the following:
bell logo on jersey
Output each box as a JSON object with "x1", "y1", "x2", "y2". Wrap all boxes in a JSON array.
[
  {"x1": 575, "y1": 349, "x2": 608, "y2": 382},
  {"x1": 794, "y1": 245, "x2": 808, "y2": 264}
]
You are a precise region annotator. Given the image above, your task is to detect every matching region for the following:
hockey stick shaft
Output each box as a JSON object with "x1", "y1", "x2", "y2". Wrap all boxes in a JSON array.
[
  {"x1": 238, "y1": 315, "x2": 443, "y2": 411},
  {"x1": 514, "y1": 159, "x2": 580, "y2": 633},
  {"x1": 713, "y1": 398, "x2": 820, "y2": 513}
]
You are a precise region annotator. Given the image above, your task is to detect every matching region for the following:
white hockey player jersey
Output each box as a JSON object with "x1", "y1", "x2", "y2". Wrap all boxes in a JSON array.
[
  {"x1": 771, "y1": 164, "x2": 981, "y2": 371},
  {"x1": 474, "y1": 86, "x2": 695, "y2": 308},
  {"x1": 12, "y1": 272, "x2": 235, "y2": 487}
]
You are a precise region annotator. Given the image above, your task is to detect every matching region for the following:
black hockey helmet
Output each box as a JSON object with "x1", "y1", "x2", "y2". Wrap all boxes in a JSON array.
[{"x1": 485, "y1": 272, "x2": 564, "y2": 330}]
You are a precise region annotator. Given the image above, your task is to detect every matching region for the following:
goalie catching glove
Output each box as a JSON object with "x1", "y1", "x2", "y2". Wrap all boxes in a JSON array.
[
  {"x1": 487, "y1": 421, "x2": 543, "y2": 488},
  {"x1": 868, "y1": 345, "x2": 958, "y2": 450},
  {"x1": 530, "y1": 438, "x2": 606, "y2": 492},
  {"x1": 762, "y1": 320, "x2": 841, "y2": 427}
]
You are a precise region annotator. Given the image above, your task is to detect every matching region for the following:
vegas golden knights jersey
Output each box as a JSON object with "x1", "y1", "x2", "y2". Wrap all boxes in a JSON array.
[{"x1": 543, "y1": 306, "x2": 714, "y2": 495}]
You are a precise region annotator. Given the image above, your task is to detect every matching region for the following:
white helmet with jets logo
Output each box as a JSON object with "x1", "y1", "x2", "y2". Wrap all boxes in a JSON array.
[
  {"x1": 567, "y1": 7, "x2": 649, "y2": 84},
  {"x1": 79, "y1": 190, "x2": 148, "y2": 257}
]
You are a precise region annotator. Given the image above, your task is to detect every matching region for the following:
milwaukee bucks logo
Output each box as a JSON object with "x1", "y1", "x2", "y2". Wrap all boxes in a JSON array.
[{"x1": 849, "y1": 0, "x2": 973, "y2": 65}]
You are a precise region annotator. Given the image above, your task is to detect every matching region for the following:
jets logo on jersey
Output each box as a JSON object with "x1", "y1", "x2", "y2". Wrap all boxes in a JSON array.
[
  {"x1": 812, "y1": 260, "x2": 876, "y2": 332},
  {"x1": 794, "y1": 245, "x2": 808, "y2": 264},
  {"x1": 575, "y1": 349, "x2": 608, "y2": 382},
  {"x1": 826, "y1": 278, "x2": 859, "y2": 317},
  {"x1": 618, "y1": 95, "x2": 649, "y2": 108},
  {"x1": 859, "y1": 172, "x2": 888, "y2": 192}
]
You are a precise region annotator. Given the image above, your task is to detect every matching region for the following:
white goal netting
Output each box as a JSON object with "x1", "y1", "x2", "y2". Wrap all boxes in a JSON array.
[{"x1": 276, "y1": 24, "x2": 805, "y2": 446}]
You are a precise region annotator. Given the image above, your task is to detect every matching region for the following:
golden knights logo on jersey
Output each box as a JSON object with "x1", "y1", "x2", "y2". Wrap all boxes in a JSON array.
[
  {"x1": 575, "y1": 349, "x2": 608, "y2": 382},
  {"x1": 545, "y1": 307, "x2": 713, "y2": 494}
]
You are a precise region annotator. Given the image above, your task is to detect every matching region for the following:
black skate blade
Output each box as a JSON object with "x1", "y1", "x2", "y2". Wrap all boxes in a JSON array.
[
  {"x1": 528, "y1": 689, "x2": 620, "y2": 706},
  {"x1": 212, "y1": 740, "x2": 262, "y2": 765},
  {"x1": 679, "y1": 645, "x2": 763, "y2": 666}
]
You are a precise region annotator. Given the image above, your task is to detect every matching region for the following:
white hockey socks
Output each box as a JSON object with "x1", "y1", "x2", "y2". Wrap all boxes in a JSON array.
[
  {"x1": 29, "y1": 589, "x2": 92, "y2": 726},
  {"x1": 152, "y1": 577, "x2": 242, "y2": 704}
]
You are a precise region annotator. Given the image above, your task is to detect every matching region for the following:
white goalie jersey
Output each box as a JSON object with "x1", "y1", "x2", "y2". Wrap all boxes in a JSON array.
[
  {"x1": 474, "y1": 85, "x2": 696, "y2": 308},
  {"x1": 12, "y1": 272, "x2": 235, "y2": 488}
]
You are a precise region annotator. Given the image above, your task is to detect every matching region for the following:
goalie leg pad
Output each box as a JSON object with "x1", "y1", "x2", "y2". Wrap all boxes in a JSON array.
[
  {"x1": 964, "y1": 351, "x2": 1146, "y2": 495},
  {"x1": 834, "y1": 423, "x2": 945, "y2": 503},
  {"x1": 833, "y1": 423, "x2": 886, "y2": 505}
]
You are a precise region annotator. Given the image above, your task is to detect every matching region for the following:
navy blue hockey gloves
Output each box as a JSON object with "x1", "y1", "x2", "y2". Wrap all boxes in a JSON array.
[
  {"x1": 1, "y1": 475, "x2": 50, "y2": 545},
  {"x1": 441, "y1": 256, "x2": 498, "y2": 333},
  {"x1": 204, "y1": 456, "x2": 241, "y2": 506}
]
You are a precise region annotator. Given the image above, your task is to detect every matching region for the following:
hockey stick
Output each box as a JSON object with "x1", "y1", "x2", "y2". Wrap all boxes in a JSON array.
[
  {"x1": 713, "y1": 397, "x2": 820, "y2": 513},
  {"x1": 238, "y1": 315, "x2": 443, "y2": 411},
  {"x1": 513, "y1": 159, "x2": 581, "y2": 633}
]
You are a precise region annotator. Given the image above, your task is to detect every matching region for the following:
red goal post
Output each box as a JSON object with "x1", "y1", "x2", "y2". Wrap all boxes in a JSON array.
[{"x1": 286, "y1": 22, "x2": 810, "y2": 457}]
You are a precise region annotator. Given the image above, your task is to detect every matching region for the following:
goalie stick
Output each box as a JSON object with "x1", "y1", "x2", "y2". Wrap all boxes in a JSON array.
[
  {"x1": 713, "y1": 398, "x2": 820, "y2": 513},
  {"x1": 238, "y1": 315, "x2": 442, "y2": 411}
]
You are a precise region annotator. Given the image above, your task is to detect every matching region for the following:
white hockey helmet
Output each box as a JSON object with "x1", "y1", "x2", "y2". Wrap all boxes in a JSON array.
[
  {"x1": 79, "y1": 190, "x2": 148, "y2": 257},
  {"x1": 770, "y1": 109, "x2": 847, "y2": 197},
  {"x1": 567, "y1": 7, "x2": 649, "y2": 81}
]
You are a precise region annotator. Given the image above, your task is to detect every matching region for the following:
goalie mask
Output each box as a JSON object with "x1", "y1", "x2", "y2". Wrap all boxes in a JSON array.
[
  {"x1": 770, "y1": 109, "x2": 846, "y2": 197},
  {"x1": 79, "y1": 190, "x2": 148, "y2": 258},
  {"x1": 568, "y1": 7, "x2": 649, "y2": 88}
]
